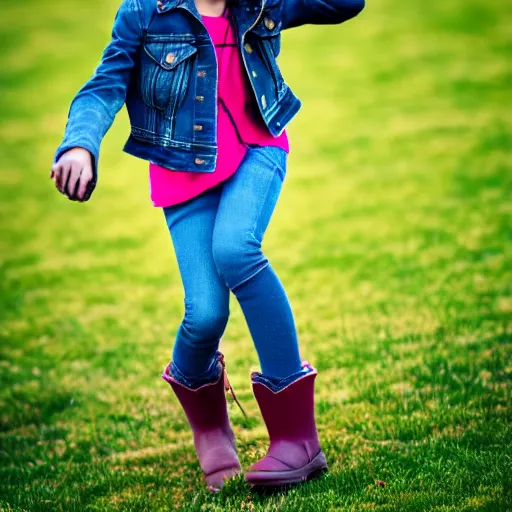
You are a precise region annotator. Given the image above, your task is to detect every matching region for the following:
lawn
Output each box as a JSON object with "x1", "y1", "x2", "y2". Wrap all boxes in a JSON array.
[{"x1": 0, "y1": 0, "x2": 511, "y2": 510}]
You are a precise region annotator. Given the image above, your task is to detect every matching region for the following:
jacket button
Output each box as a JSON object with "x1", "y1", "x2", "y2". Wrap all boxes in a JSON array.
[
  {"x1": 261, "y1": 95, "x2": 267, "y2": 109},
  {"x1": 165, "y1": 52, "x2": 175, "y2": 64},
  {"x1": 252, "y1": 70, "x2": 257, "y2": 78},
  {"x1": 264, "y1": 17, "x2": 275, "y2": 30},
  {"x1": 244, "y1": 43, "x2": 253, "y2": 54},
  {"x1": 193, "y1": 124, "x2": 203, "y2": 131},
  {"x1": 197, "y1": 70, "x2": 206, "y2": 77},
  {"x1": 157, "y1": 0, "x2": 164, "y2": 9},
  {"x1": 195, "y1": 95, "x2": 204, "y2": 102},
  {"x1": 195, "y1": 158, "x2": 206, "y2": 165}
]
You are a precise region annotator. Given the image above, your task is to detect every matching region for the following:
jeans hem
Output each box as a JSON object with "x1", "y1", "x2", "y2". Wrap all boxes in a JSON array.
[
  {"x1": 168, "y1": 352, "x2": 223, "y2": 389},
  {"x1": 251, "y1": 363, "x2": 314, "y2": 392}
]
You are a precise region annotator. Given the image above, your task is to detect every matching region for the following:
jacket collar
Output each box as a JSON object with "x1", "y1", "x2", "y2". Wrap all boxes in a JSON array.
[
  {"x1": 155, "y1": 0, "x2": 189, "y2": 15},
  {"x1": 155, "y1": 0, "x2": 263, "y2": 15}
]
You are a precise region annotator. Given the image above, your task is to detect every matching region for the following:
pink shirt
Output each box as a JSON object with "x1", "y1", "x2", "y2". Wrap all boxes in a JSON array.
[{"x1": 148, "y1": 9, "x2": 289, "y2": 207}]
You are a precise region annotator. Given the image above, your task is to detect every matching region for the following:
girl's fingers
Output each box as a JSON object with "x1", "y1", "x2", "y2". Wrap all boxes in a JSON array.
[
  {"x1": 51, "y1": 162, "x2": 62, "y2": 180},
  {"x1": 54, "y1": 163, "x2": 63, "y2": 189},
  {"x1": 57, "y1": 162, "x2": 71, "y2": 193},
  {"x1": 76, "y1": 162, "x2": 93, "y2": 202},
  {"x1": 66, "y1": 161, "x2": 82, "y2": 199},
  {"x1": 52, "y1": 156, "x2": 93, "y2": 201}
]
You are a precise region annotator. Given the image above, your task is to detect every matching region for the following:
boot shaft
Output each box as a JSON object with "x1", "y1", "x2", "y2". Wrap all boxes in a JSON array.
[
  {"x1": 252, "y1": 368, "x2": 320, "y2": 443},
  {"x1": 162, "y1": 362, "x2": 229, "y2": 431},
  {"x1": 161, "y1": 353, "x2": 241, "y2": 490}
]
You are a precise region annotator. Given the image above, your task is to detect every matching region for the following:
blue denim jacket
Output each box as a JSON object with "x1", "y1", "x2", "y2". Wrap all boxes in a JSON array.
[{"x1": 53, "y1": 0, "x2": 364, "y2": 190}]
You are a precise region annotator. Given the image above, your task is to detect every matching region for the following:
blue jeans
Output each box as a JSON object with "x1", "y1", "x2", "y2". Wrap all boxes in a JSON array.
[{"x1": 163, "y1": 145, "x2": 304, "y2": 388}]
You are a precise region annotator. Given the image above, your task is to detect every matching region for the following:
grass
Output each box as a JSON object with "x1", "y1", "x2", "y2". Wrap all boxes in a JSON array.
[{"x1": 0, "y1": 0, "x2": 511, "y2": 509}]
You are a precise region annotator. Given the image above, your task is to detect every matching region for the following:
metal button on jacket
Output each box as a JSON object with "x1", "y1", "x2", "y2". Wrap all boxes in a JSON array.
[
  {"x1": 264, "y1": 17, "x2": 275, "y2": 30},
  {"x1": 165, "y1": 52, "x2": 175, "y2": 64}
]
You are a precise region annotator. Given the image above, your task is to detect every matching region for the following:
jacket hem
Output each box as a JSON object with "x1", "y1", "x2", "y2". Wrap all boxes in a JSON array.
[{"x1": 123, "y1": 133, "x2": 218, "y2": 173}]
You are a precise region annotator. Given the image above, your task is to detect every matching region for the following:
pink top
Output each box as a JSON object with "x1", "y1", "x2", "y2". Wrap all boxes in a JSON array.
[{"x1": 148, "y1": 9, "x2": 289, "y2": 207}]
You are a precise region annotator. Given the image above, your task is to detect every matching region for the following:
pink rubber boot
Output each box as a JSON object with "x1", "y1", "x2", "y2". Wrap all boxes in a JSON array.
[
  {"x1": 245, "y1": 362, "x2": 328, "y2": 487},
  {"x1": 162, "y1": 353, "x2": 242, "y2": 491}
]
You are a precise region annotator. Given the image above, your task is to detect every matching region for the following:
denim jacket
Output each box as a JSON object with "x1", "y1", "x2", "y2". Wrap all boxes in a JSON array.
[{"x1": 53, "y1": 0, "x2": 364, "y2": 189}]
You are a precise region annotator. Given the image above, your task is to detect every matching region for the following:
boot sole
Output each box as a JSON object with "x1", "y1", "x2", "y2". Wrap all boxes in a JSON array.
[{"x1": 245, "y1": 450, "x2": 328, "y2": 488}]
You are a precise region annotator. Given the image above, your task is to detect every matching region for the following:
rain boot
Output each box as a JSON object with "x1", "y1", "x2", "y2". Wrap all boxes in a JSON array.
[
  {"x1": 161, "y1": 352, "x2": 242, "y2": 491},
  {"x1": 245, "y1": 361, "x2": 328, "y2": 487}
]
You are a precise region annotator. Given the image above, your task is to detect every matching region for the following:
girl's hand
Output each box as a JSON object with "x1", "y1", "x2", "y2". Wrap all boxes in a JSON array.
[{"x1": 50, "y1": 147, "x2": 94, "y2": 202}]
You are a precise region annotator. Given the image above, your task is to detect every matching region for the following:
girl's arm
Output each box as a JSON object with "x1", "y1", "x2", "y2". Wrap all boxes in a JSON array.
[
  {"x1": 52, "y1": 0, "x2": 144, "y2": 201},
  {"x1": 280, "y1": 0, "x2": 365, "y2": 30}
]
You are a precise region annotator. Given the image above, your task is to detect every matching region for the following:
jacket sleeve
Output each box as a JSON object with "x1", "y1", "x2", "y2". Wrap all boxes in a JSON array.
[
  {"x1": 280, "y1": 0, "x2": 365, "y2": 30},
  {"x1": 53, "y1": 0, "x2": 144, "y2": 182}
]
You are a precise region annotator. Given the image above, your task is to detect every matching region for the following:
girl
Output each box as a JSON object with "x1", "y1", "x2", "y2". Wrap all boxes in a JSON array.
[{"x1": 51, "y1": 0, "x2": 364, "y2": 492}]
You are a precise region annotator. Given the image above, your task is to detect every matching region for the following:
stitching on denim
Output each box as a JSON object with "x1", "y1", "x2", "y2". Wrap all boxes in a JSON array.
[{"x1": 134, "y1": 0, "x2": 145, "y2": 32}]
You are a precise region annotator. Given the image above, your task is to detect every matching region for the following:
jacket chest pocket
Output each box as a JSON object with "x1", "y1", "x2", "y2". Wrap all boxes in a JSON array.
[{"x1": 141, "y1": 40, "x2": 197, "y2": 117}]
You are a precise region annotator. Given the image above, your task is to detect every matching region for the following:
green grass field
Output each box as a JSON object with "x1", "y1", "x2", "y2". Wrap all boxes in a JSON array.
[{"x1": 1, "y1": 0, "x2": 511, "y2": 509}]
